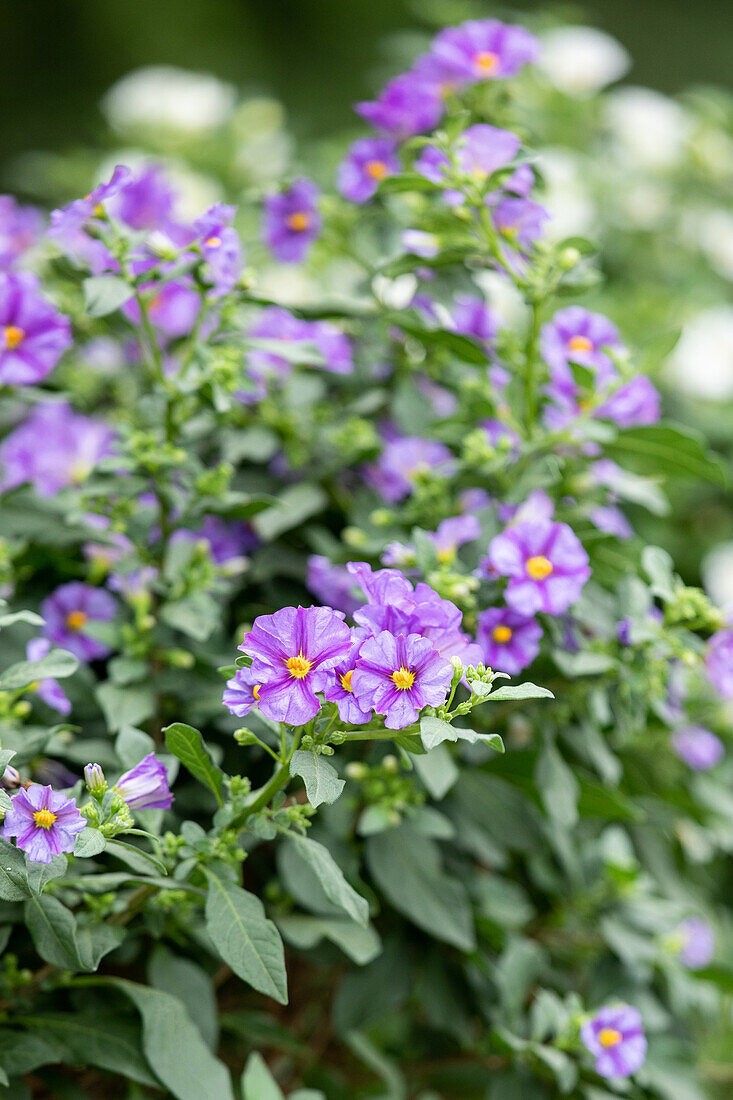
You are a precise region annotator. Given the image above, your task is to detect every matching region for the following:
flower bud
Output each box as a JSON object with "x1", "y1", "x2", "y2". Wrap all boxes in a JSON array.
[
  {"x1": 559, "y1": 246, "x2": 581, "y2": 270},
  {"x1": 0, "y1": 765, "x2": 21, "y2": 789},
  {"x1": 84, "y1": 763, "x2": 107, "y2": 796}
]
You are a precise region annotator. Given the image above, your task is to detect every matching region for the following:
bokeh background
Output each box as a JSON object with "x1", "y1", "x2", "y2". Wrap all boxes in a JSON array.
[{"x1": 4, "y1": 0, "x2": 733, "y2": 178}]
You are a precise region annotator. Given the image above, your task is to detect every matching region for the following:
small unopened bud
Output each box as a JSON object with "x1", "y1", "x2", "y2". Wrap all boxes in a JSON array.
[
  {"x1": 346, "y1": 762, "x2": 368, "y2": 780},
  {"x1": 382, "y1": 754, "x2": 398, "y2": 773},
  {"x1": 451, "y1": 656, "x2": 464, "y2": 673},
  {"x1": 84, "y1": 763, "x2": 107, "y2": 796},
  {"x1": 559, "y1": 246, "x2": 581, "y2": 270},
  {"x1": 1, "y1": 765, "x2": 21, "y2": 790},
  {"x1": 343, "y1": 526, "x2": 369, "y2": 547}
]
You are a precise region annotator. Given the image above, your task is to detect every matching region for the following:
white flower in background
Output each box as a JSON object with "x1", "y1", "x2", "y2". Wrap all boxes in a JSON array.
[
  {"x1": 665, "y1": 306, "x2": 733, "y2": 400},
  {"x1": 702, "y1": 541, "x2": 733, "y2": 616},
  {"x1": 538, "y1": 148, "x2": 596, "y2": 239},
  {"x1": 102, "y1": 66, "x2": 236, "y2": 134},
  {"x1": 540, "y1": 26, "x2": 630, "y2": 96},
  {"x1": 686, "y1": 208, "x2": 733, "y2": 282},
  {"x1": 473, "y1": 270, "x2": 526, "y2": 328},
  {"x1": 372, "y1": 274, "x2": 418, "y2": 311},
  {"x1": 604, "y1": 87, "x2": 691, "y2": 170},
  {"x1": 613, "y1": 177, "x2": 671, "y2": 230}
]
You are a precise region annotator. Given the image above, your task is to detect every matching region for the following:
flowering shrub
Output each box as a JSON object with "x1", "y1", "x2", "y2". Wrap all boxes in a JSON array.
[{"x1": 0, "y1": 11, "x2": 731, "y2": 1100}]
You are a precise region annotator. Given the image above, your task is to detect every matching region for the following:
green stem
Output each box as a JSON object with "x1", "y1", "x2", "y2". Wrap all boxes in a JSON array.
[
  {"x1": 524, "y1": 299, "x2": 542, "y2": 433},
  {"x1": 231, "y1": 727, "x2": 303, "y2": 830}
]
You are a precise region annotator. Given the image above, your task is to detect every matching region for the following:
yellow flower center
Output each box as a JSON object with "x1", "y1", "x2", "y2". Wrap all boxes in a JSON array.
[
  {"x1": 65, "y1": 610, "x2": 89, "y2": 631},
  {"x1": 365, "y1": 159, "x2": 388, "y2": 181},
  {"x1": 526, "y1": 555, "x2": 554, "y2": 581},
  {"x1": 340, "y1": 670, "x2": 354, "y2": 693},
  {"x1": 33, "y1": 809, "x2": 57, "y2": 830},
  {"x1": 93, "y1": 203, "x2": 105, "y2": 218},
  {"x1": 391, "y1": 667, "x2": 415, "y2": 691},
  {"x1": 3, "y1": 325, "x2": 25, "y2": 350},
  {"x1": 437, "y1": 546, "x2": 455, "y2": 564},
  {"x1": 492, "y1": 625, "x2": 513, "y2": 644},
  {"x1": 567, "y1": 334, "x2": 593, "y2": 353},
  {"x1": 253, "y1": 684, "x2": 261, "y2": 700},
  {"x1": 286, "y1": 654, "x2": 312, "y2": 679},
  {"x1": 475, "y1": 51, "x2": 499, "y2": 73},
  {"x1": 598, "y1": 1028, "x2": 623, "y2": 1049},
  {"x1": 205, "y1": 235, "x2": 221, "y2": 248},
  {"x1": 286, "y1": 211, "x2": 310, "y2": 232}
]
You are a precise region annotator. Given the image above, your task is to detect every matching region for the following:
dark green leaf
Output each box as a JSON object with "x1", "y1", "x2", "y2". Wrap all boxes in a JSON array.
[{"x1": 164, "y1": 722, "x2": 225, "y2": 806}]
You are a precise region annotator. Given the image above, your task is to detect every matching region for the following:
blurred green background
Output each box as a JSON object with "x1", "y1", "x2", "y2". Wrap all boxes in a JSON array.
[{"x1": 4, "y1": 0, "x2": 733, "y2": 175}]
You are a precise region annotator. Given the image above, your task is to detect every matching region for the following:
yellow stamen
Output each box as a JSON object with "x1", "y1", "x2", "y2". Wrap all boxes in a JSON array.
[
  {"x1": 526, "y1": 555, "x2": 553, "y2": 581},
  {"x1": 65, "y1": 610, "x2": 89, "y2": 631},
  {"x1": 475, "y1": 51, "x2": 499, "y2": 73},
  {"x1": 93, "y1": 203, "x2": 105, "y2": 218},
  {"x1": 33, "y1": 809, "x2": 57, "y2": 830},
  {"x1": 492, "y1": 625, "x2": 513, "y2": 644},
  {"x1": 3, "y1": 325, "x2": 25, "y2": 350},
  {"x1": 286, "y1": 212, "x2": 309, "y2": 232},
  {"x1": 286, "y1": 654, "x2": 312, "y2": 679},
  {"x1": 598, "y1": 1028, "x2": 622, "y2": 1049},
  {"x1": 391, "y1": 667, "x2": 415, "y2": 691},
  {"x1": 437, "y1": 546, "x2": 455, "y2": 564},
  {"x1": 205, "y1": 235, "x2": 221, "y2": 248},
  {"x1": 568, "y1": 334, "x2": 593, "y2": 353},
  {"x1": 365, "y1": 159, "x2": 388, "y2": 181},
  {"x1": 340, "y1": 670, "x2": 354, "y2": 693},
  {"x1": 253, "y1": 684, "x2": 261, "y2": 700}
]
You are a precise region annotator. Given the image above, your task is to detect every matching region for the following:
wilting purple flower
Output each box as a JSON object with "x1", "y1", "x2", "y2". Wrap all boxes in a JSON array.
[
  {"x1": 307, "y1": 556, "x2": 361, "y2": 616},
  {"x1": 115, "y1": 753, "x2": 173, "y2": 810},
  {"x1": 2, "y1": 784, "x2": 85, "y2": 864},
  {"x1": 263, "y1": 179, "x2": 321, "y2": 263},
  {"x1": 0, "y1": 196, "x2": 43, "y2": 270},
  {"x1": 47, "y1": 165, "x2": 131, "y2": 273},
  {"x1": 590, "y1": 504, "x2": 633, "y2": 540},
  {"x1": 194, "y1": 202, "x2": 242, "y2": 297},
  {"x1": 223, "y1": 665, "x2": 261, "y2": 718},
  {"x1": 240, "y1": 605, "x2": 352, "y2": 725},
  {"x1": 26, "y1": 637, "x2": 71, "y2": 716},
  {"x1": 0, "y1": 272, "x2": 71, "y2": 385},
  {"x1": 580, "y1": 1005, "x2": 647, "y2": 1079},
  {"x1": 365, "y1": 435, "x2": 455, "y2": 502},
  {"x1": 675, "y1": 917, "x2": 715, "y2": 970},
  {"x1": 417, "y1": 19, "x2": 539, "y2": 91},
  {"x1": 416, "y1": 125, "x2": 521, "y2": 206},
  {"x1": 106, "y1": 163, "x2": 177, "y2": 231},
  {"x1": 493, "y1": 197, "x2": 549, "y2": 251},
  {"x1": 707, "y1": 629, "x2": 733, "y2": 698},
  {"x1": 355, "y1": 71, "x2": 443, "y2": 140},
  {"x1": 451, "y1": 294, "x2": 499, "y2": 349},
  {"x1": 123, "y1": 276, "x2": 200, "y2": 339},
  {"x1": 671, "y1": 725, "x2": 724, "y2": 770},
  {"x1": 338, "y1": 137, "x2": 400, "y2": 203},
  {"x1": 541, "y1": 307, "x2": 622, "y2": 397},
  {"x1": 477, "y1": 608, "x2": 542, "y2": 674},
  {"x1": 488, "y1": 518, "x2": 591, "y2": 616},
  {"x1": 430, "y1": 514, "x2": 481, "y2": 563},
  {"x1": 597, "y1": 376, "x2": 661, "y2": 427},
  {"x1": 324, "y1": 640, "x2": 373, "y2": 724},
  {"x1": 173, "y1": 515, "x2": 257, "y2": 565},
  {"x1": 0, "y1": 402, "x2": 115, "y2": 497},
  {"x1": 41, "y1": 582, "x2": 118, "y2": 662},
  {"x1": 351, "y1": 630, "x2": 452, "y2": 729}
]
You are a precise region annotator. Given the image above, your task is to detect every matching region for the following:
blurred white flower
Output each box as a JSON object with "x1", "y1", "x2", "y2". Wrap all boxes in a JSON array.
[
  {"x1": 685, "y1": 208, "x2": 733, "y2": 282},
  {"x1": 605, "y1": 87, "x2": 691, "y2": 170},
  {"x1": 473, "y1": 270, "x2": 526, "y2": 328},
  {"x1": 540, "y1": 26, "x2": 630, "y2": 96},
  {"x1": 372, "y1": 273, "x2": 418, "y2": 310},
  {"x1": 538, "y1": 148, "x2": 596, "y2": 239},
  {"x1": 702, "y1": 541, "x2": 733, "y2": 616},
  {"x1": 102, "y1": 66, "x2": 236, "y2": 134},
  {"x1": 665, "y1": 306, "x2": 733, "y2": 400}
]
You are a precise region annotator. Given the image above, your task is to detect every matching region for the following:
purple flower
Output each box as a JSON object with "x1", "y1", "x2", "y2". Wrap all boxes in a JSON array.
[
  {"x1": 0, "y1": 272, "x2": 71, "y2": 385},
  {"x1": 194, "y1": 203, "x2": 242, "y2": 297},
  {"x1": 365, "y1": 435, "x2": 455, "y2": 502},
  {"x1": 477, "y1": 608, "x2": 542, "y2": 674},
  {"x1": 240, "y1": 605, "x2": 352, "y2": 725},
  {"x1": 338, "y1": 137, "x2": 400, "y2": 203},
  {"x1": 0, "y1": 402, "x2": 115, "y2": 497},
  {"x1": 671, "y1": 725, "x2": 724, "y2": 771},
  {"x1": 223, "y1": 665, "x2": 261, "y2": 718},
  {"x1": 108, "y1": 566, "x2": 158, "y2": 600},
  {"x1": 2, "y1": 784, "x2": 85, "y2": 864},
  {"x1": 430, "y1": 514, "x2": 481, "y2": 563},
  {"x1": 580, "y1": 1005, "x2": 647, "y2": 1079},
  {"x1": 116, "y1": 753, "x2": 173, "y2": 810},
  {"x1": 707, "y1": 629, "x2": 733, "y2": 698},
  {"x1": 324, "y1": 640, "x2": 373, "y2": 724},
  {"x1": 242, "y1": 307, "x2": 353, "y2": 402},
  {"x1": 47, "y1": 165, "x2": 131, "y2": 273},
  {"x1": 417, "y1": 19, "x2": 539, "y2": 91},
  {"x1": 0, "y1": 196, "x2": 43, "y2": 270},
  {"x1": 307, "y1": 556, "x2": 360, "y2": 616},
  {"x1": 263, "y1": 179, "x2": 321, "y2": 264},
  {"x1": 26, "y1": 637, "x2": 71, "y2": 716},
  {"x1": 173, "y1": 515, "x2": 257, "y2": 565},
  {"x1": 589, "y1": 504, "x2": 633, "y2": 540},
  {"x1": 597, "y1": 376, "x2": 661, "y2": 427},
  {"x1": 351, "y1": 630, "x2": 452, "y2": 729},
  {"x1": 106, "y1": 163, "x2": 177, "y2": 231},
  {"x1": 488, "y1": 519, "x2": 591, "y2": 616},
  {"x1": 355, "y1": 72, "x2": 443, "y2": 140},
  {"x1": 41, "y1": 582, "x2": 118, "y2": 662},
  {"x1": 493, "y1": 197, "x2": 549, "y2": 251},
  {"x1": 123, "y1": 277, "x2": 200, "y2": 339},
  {"x1": 675, "y1": 917, "x2": 715, "y2": 970},
  {"x1": 451, "y1": 294, "x2": 499, "y2": 349},
  {"x1": 416, "y1": 125, "x2": 521, "y2": 205},
  {"x1": 541, "y1": 307, "x2": 622, "y2": 398}
]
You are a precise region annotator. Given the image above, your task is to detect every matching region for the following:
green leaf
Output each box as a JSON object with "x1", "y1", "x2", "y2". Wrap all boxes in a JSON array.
[
  {"x1": 396, "y1": 319, "x2": 488, "y2": 364},
  {"x1": 110, "y1": 978, "x2": 235, "y2": 1100},
  {"x1": 25, "y1": 894, "x2": 86, "y2": 970},
  {"x1": 412, "y1": 745, "x2": 459, "y2": 800},
  {"x1": 149, "y1": 946, "x2": 219, "y2": 1050},
  {"x1": 83, "y1": 275, "x2": 134, "y2": 317},
  {"x1": 278, "y1": 915, "x2": 381, "y2": 965},
  {"x1": 692, "y1": 965, "x2": 733, "y2": 992},
  {"x1": 289, "y1": 751, "x2": 345, "y2": 808},
  {"x1": 161, "y1": 591, "x2": 220, "y2": 641},
  {"x1": 1, "y1": 648, "x2": 78, "y2": 690},
  {"x1": 204, "y1": 866, "x2": 288, "y2": 1004},
  {"x1": 605, "y1": 423, "x2": 728, "y2": 486},
  {"x1": 642, "y1": 545, "x2": 676, "y2": 601},
  {"x1": 253, "y1": 483, "x2": 327, "y2": 541},
  {"x1": 0, "y1": 609, "x2": 44, "y2": 629},
  {"x1": 535, "y1": 744, "x2": 579, "y2": 829},
  {"x1": 486, "y1": 683, "x2": 554, "y2": 702},
  {"x1": 365, "y1": 824, "x2": 475, "y2": 951},
  {"x1": 16, "y1": 1012, "x2": 158, "y2": 1088},
  {"x1": 241, "y1": 1051, "x2": 284, "y2": 1100},
  {"x1": 0, "y1": 837, "x2": 31, "y2": 900},
  {"x1": 286, "y1": 835, "x2": 369, "y2": 926},
  {"x1": 420, "y1": 716, "x2": 504, "y2": 753},
  {"x1": 164, "y1": 722, "x2": 225, "y2": 806},
  {"x1": 105, "y1": 838, "x2": 168, "y2": 876},
  {"x1": 551, "y1": 651, "x2": 614, "y2": 677},
  {"x1": 96, "y1": 683, "x2": 155, "y2": 733},
  {"x1": 74, "y1": 827, "x2": 106, "y2": 858}
]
